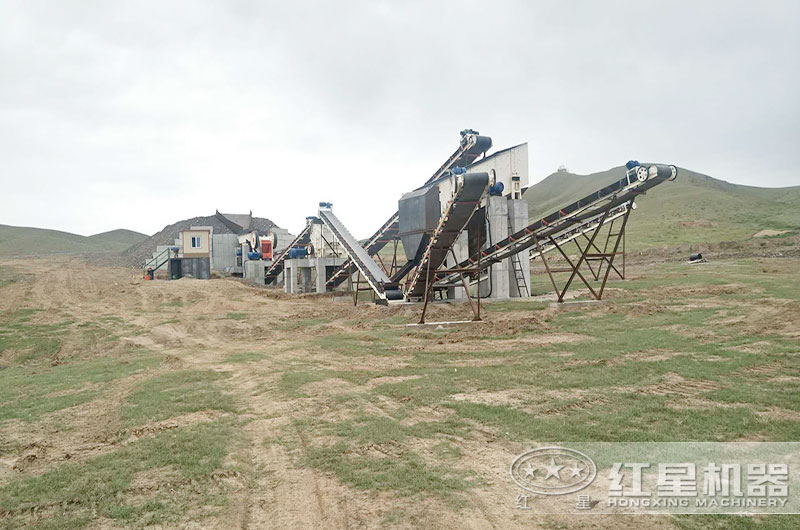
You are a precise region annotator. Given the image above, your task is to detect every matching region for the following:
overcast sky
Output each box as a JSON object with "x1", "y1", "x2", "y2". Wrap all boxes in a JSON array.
[{"x1": 1, "y1": 1, "x2": 798, "y2": 238}]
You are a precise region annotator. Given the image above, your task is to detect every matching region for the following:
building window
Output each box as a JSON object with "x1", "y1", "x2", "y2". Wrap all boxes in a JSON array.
[{"x1": 191, "y1": 236, "x2": 202, "y2": 248}]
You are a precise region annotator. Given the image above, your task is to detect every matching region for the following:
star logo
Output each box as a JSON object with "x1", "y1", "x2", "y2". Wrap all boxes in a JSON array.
[
  {"x1": 567, "y1": 463, "x2": 584, "y2": 478},
  {"x1": 543, "y1": 457, "x2": 564, "y2": 480},
  {"x1": 524, "y1": 463, "x2": 537, "y2": 478},
  {"x1": 511, "y1": 446, "x2": 597, "y2": 495}
]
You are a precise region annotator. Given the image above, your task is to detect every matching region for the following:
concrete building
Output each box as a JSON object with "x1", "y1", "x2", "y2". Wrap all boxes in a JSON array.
[
  {"x1": 143, "y1": 210, "x2": 294, "y2": 281},
  {"x1": 284, "y1": 256, "x2": 347, "y2": 294},
  {"x1": 171, "y1": 226, "x2": 212, "y2": 279}
]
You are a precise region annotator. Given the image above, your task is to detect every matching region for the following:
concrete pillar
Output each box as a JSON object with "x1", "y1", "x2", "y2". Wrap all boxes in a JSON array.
[
  {"x1": 486, "y1": 195, "x2": 510, "y2": 299},
  {"x1": 284, "y1": 261, "x2": 296, "y2": 293},
  {"x1": 314, "y1": 258, "x2": 328, "y2": 293},
  {"x1": 446, "y1": 231, "x2": 469, "y2": 300},
  {"x1": 507, "y1": 198, "x2": 531, "y2": 297}
]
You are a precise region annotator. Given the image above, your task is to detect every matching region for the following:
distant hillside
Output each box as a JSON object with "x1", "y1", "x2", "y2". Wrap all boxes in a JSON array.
[
  {"x1": 88, "y1": 229, "x2": 148, "y2": 249},
  {"x1": 0, "y1": 225, "x2": 146, "y2": 257},
  {"x1": 523, "y1": 167, "x2": 800, "y2": 251}
]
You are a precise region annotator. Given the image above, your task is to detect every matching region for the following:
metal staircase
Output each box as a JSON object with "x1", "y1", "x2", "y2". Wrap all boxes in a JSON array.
[
  {"x1": 143, "y1": 247, "x2": 173, "y2": 275},
  {"x1": 507, "y1": 215, "x2": 529, "y2": 297}
]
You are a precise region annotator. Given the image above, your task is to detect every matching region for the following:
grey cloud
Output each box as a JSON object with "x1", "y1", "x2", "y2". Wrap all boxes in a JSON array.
[{"x1": 1, "y1": 0, "x2": 798, "y2": 236}]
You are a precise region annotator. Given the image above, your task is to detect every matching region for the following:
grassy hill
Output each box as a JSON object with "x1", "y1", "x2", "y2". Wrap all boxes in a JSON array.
[
  {"x1": 0, "y1": 225, "x2": 147, "y2": 257},
  {"x1": 524, "y1": 166, "x2": 800, "y2": 251},
  {"x1": 88, "y1": 229, "x2": 149, "y2": 249}
]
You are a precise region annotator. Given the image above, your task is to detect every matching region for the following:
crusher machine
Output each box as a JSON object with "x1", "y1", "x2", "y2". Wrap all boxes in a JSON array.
[{"x1": 264, "y1": 219, "x2": 313, "y2": 285}]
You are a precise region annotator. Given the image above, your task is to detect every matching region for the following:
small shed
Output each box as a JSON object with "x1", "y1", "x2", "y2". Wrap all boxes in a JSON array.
[
  {"x1": 181, "y1": 227, "x2": 212, "y2": 257},
  {"x1": 173, "y1": 227, "x2": 212, "y2": 279}
]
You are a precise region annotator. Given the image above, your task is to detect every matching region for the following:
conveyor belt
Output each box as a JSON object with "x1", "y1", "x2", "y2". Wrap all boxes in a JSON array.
[
  {"x1": 264, "y1": 221, "x2": 313, "y2": 285},
  {"x1": 326, "y1": 131, "x2": 492, "y2": 288},
  {"x1": 434, "y1": 164, "x2": 677, "y2": 287},
  {"x1": 530, "y1": 204, "x2": 631, "y2": 262},
  {"x1": 318, "y1": 206, "x2": 402, "y2": 302},
  {"x1": 404, "y1": 172, "x2": 490, "y2": 300},
  {"x1": 325, "y1": 213, "x2": 399, "y2": 288},
  {"x1": 435, "y1": 203, "x2": 631, "y2": 289}
]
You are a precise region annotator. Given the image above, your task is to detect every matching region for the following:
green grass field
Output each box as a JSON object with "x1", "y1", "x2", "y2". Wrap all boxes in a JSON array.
[
  {"x1": 0, "y1": 251, "x2": 797, "y2": 527},
  {"x1": 269, "y1": 257, "x2": 799, "y2": 527}
]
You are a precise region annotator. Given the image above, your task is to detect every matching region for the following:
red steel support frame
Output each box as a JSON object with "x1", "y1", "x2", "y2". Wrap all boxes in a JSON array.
[
  {"x1": 351, "y1": 269, "x2": 379, "y2": 307},
  {"x1": 353, "y1": 270, "x2": 360, "y2": 306},
  {"x1": 533, "y1": 199, "x2": 634, "y2": 302},
  {"x1": 418, "y1": 249, "x2": 482, "y2": 325},
  {"x1": 374, "y1": 239, "x2": 403, "y2": 278}
]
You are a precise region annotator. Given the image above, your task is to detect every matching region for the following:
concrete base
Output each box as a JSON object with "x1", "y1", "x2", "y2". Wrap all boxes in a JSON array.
[
  {"x1": 475, "y1": 196, "x2": 530, "y2": 299},
  {"x1": 485, "y1": 196, "x2": 510, "y2": 299},
  {"x1": 243, "y1": 259, "x2": 271, "y2": 285},
  {"x1": 284, "y1": 257, "x2": 347, "y2": 294},
  {"x1": 168, "y1": 257, "x2": 211, "y2": 280},
  {"x1": 405, "y1": 320, "x2": 483, "y2": 328}
]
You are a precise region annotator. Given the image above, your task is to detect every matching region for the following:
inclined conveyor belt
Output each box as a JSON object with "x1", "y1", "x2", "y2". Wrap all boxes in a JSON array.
[
  {"x1": 326, "y1": 132, "x2": 492, "y2": 288},
  {"x1": 404, "y1": 172, "x2": 490, "y2": 299},
  {"x1": 434, "y1": 164, "x2": 677, "y2": 288},
  {"x1": 264, "y1": 222, "x2": 313, "y2": 285},
  {"x1": 318, "y1": 207, "x2": 402, "y2": 302},
  {"x1": 436, "y1": 203, "x2": 631, "y2": 289},
  {"x1": 530, "y1": 204, "x2": 630, "y2": 261},
  {"x1": 325, "y1": 213, "x2": 399, "y2": 288}
]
